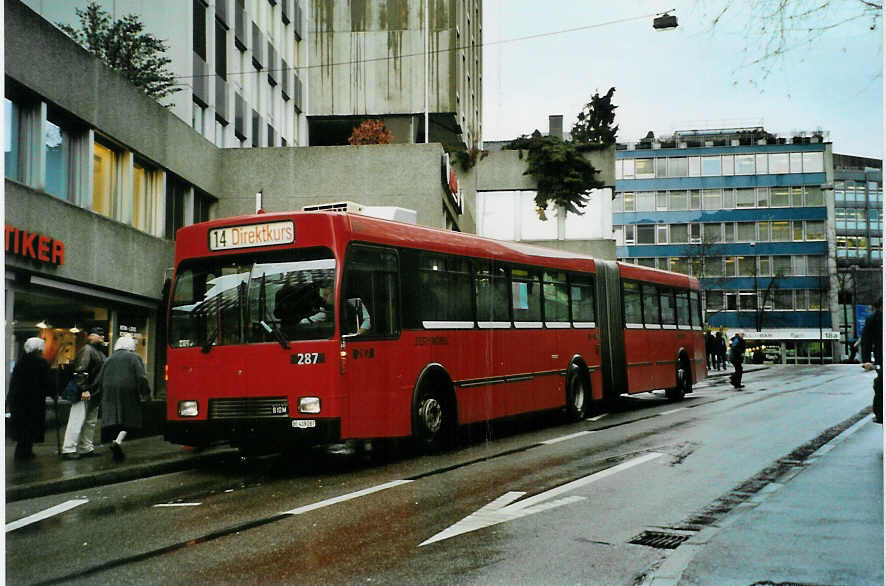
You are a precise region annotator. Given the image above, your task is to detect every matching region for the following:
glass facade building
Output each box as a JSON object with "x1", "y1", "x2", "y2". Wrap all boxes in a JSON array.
[{"x1": 613, "y1": 128, "x2": 842, "y2": 364}]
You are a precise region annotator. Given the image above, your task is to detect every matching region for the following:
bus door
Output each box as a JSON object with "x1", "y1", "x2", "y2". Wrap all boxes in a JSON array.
[
  {"x1": 595, "y1": 261, "x2": 627, "y2": 399},
  {"x1": 338, "y1": 245, "x2": 406, "y2": 439}
]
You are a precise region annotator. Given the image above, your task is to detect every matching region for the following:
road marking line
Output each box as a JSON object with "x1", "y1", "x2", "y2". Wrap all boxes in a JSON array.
[
  {"x1": 282, "y1": 479, "x2": 413, "y2": 516},
  {"x1": 588, "y1": 413, "x2": 609, "y2": 421},
  {"x1": 420, "y1": 452, "x2": 665, "y2": 546},
  {"x1": 660, "y1": 408, "x2": 685, "y2": 416},
  {"x1": 6, "y1": 499, "x2": 89, "y2": 532},
  {"x1": 154, "y1": 503, "x2": 202, "y2": 507},
  {"x1": 542, "y1": 430, "x2": 595, "y2": 445}
]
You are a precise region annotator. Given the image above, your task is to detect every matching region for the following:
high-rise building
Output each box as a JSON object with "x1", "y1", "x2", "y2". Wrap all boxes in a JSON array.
[
  {"x1": 613, "y1": 127, "x2": 842, "y2": 364},
  {"x1": 22, "y1": 0, "x2": 481, "y2": 150}
]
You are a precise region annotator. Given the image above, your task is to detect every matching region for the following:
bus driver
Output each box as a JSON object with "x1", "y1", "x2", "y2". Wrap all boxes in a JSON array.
[{"x1": 300, "y1": 284, "x2": 372, "y2": 335}]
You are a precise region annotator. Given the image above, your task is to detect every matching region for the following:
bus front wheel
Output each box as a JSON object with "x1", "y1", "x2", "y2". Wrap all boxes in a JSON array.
[
  {"x1": 565, "y1": 367, "x2": 588, "y2": 422},
  {"x1": 413, "y1": 384, "x2": 454, "y2": 452}
]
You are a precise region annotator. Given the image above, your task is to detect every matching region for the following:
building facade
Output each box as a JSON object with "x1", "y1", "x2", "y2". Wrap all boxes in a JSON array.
[
  {"x1": 613, "y1": 127, "x2": 841, "y2": 364},
  {"x1": 4, "y1": 0, "x2": 473, "y2": 400},
  {"x1": 833, "y1": 154, "x2": 883, "y2": 356},
  {"x1": 22, "y1": 0, "x2": 481, "y2": 151}
]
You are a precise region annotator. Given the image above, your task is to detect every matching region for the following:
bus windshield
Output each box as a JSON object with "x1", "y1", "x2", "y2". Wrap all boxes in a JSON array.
[{"x1": 169, "y1": 247, "x2": 336, "y2": 348}]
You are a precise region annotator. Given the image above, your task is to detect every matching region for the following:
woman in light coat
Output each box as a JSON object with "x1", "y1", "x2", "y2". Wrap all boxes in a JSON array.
[{"x1": 96, "y1": 336, "x2": 150, "y2": 461}]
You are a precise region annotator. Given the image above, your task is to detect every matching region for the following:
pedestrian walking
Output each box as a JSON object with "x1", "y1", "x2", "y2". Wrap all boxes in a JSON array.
[
  {"x1": 7, "y1": 337, "x2": 53, "y2": 461},
  {"x1": 61, "y1": 327, "x2": 106, "y2": 459},
  {"x1": 96, "y1": 336, "x2": 150, "y2": 462},
  {"x1": 729, "y1": 332, "x2": 747, "y2": 388},
  {"x1": 715, "y1": 331, "x2": 727, "y2": 370},
  {"x1": 705, "y1": 331, "x2": 716, "y2": 370},
  {"x1": 860, "y1": 297, "x2": 882, "y2": 424}
]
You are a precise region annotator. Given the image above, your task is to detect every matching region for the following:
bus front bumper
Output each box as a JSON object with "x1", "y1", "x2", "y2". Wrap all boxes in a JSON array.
[{"x1": 164, "y1": 418, "x2": 341, "y2": 449}]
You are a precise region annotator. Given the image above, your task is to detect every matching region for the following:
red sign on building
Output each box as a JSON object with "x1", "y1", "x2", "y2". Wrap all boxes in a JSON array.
[{"x1": 5, "y1": 225, "x2": 65, "y2": 266}]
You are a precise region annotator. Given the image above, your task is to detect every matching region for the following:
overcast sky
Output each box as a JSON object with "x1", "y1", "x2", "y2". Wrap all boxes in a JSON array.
[{"x1": 482, "y1": 0, "x2": 883, "y2": 158}]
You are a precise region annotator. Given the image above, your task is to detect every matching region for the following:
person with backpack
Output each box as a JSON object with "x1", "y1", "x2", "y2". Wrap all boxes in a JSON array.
[
  {"x1": 729, "y1": 332, "x2": 747, "y2": 389},
  {"x1": 860, "y1": 298, "x2": 882, "y2": 424}
]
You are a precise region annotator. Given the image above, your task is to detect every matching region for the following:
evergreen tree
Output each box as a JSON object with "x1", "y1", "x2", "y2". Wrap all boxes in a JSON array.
[
  {"x1": 571, "y1": 87, "x2": 618, "y2": 145},
  {"x1": 59, "y1": 2, "x2": 180, "y2": 103}
]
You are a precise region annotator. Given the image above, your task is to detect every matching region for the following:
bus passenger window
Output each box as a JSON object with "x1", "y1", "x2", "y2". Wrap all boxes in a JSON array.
[
  {"x1": 512, "y1": 268, "x2": 542, "y2": 325},
  {"x1": 675, "y1": 290, "x2": 691, "y2": 327},
  {"x1": 543, "y1": 271, "x2": 569, "y2": 325},
  {"x1": 418, "y1": 254, "x2": 473, "y2": 327},
  {"x1": 623, "y1": 281, "x2": 643, "y2": 326},
  {"x1": 570, "y1": 277, "x2": 596, "y2": 326},
  {"x1": 642, "y1": 284, "x2": 660, "y2": 327},
  {"x1": 476, "y1": 263, "x2": 510, "y2": 325},
  {"x1": 342, "y1": 246, "x2": 399, "y2": 337},
  {"x1": 659, "y1": 288, "x2": 676, "y2": 326},
  {"x1": 689, "y1": 291, "x2": 702, "y2": 328}
]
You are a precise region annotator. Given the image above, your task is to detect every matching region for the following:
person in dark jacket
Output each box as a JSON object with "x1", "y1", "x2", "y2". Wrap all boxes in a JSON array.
[
  {"x1": 7, "y1": 337, "x2": 53, "y2": 461},
  {"x1": 860, "y1": 298, "x2": 882, "y2": 424},
  {"x1": 61, "y1": 327, "x2": 106, "y2": 459},
  {"x1": 705, "y1": 331, "x2": 716, "y2": 370},
  {"x1": 96, "y1": 336, "x2": 150, "y2": 462},
  {"x1": 729, "y1": 332, "x2": 747, "y2": 388},
  {"x1": 715, "y1": 331, "x2": 727, "y2": 371}
]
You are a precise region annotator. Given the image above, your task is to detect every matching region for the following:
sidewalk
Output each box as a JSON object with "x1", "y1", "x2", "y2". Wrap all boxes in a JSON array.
[
  {"x1": 5, "y1": 433, "x2": 235, "y2": 502},
  {"x1": 652, "y1": 415, "x2": 884, "y2": 585}
]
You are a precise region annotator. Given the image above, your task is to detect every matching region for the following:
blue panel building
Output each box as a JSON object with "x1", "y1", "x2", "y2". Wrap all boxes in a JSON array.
[{"x1": 613, "y1": 127, "x2": 840, "y2": 364}]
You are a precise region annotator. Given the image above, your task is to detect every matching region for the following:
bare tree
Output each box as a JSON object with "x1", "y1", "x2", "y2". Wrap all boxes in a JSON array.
[{"x1": 703, "y1": 0, "x2": 882, "y2": 85}]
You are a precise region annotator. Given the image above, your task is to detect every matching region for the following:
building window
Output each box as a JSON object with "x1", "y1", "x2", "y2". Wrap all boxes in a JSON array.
[
  {"x1": 770, "y1": 186, "x2": 790, "y2": 207},
  {"x1": 165, "y1": 174, "x2": 189, "y2": 238},
  {"x1": 192, "y1": 101, "x2": 205, "y2": 133},
  {"x1": 755, "y1": 153, "x2": 768, "y2": 174},
  {"x1": 132, "y1": 160, "x2": 163, "y2": 236},
  {"x1": 635, "y1": 158, "x2": 653, "y2": 178},
  {"x1": 92, "y1": 140, "x2": 118, "y2": 218},
  {"x1": 771, "y1": 221, "x2": 791, "y2": 241},
  {"x1": 773, "y1": 255, "x2": 792, "y2": 276},
  {"x1": 736, "y1": 188, "x2": 755, "y2": 208},
  {"x1": 636, "y1": 191, "x2": 655, "y2": 211},
  {"x1": 769, "y1": 152, "x2": 789, "y2": 174},
  {"x1": 669, "y1": 191, "x2": 687, "y2": 211},
  {"x1": 790, "y1": 152, "x2": 803, "y2": 173},
  {"x1": 701, "y1": 156, "x2": 720, "y2": 175},
  {"x1": 737, "y1": 222, "x2": 755, "y2": 242},
  {"x1": 623, "y1": 192, "x2": 635, "y2": 212},
  {"x1": 805, "y1": 220, "x2": 825, "y2": 241},
  {"x1": 4, "y1": 98, "x2": 19, "y2": 180},
  {"x1": 636, "y1": 225, "x2": 655, "y2": 245},
  {"x1": 721, "y1": 155, "x2": 734, "y2": 175},
  {"x1": 655, "y1": 158, "x2": 667, "y2": 178},
  {"x1": 44, "y1": 117, "x2": 68, "y2": 200},
  {"x1": 688, "y1": 156, "x2": 700, "y2": 177},
  {"x1": 622, "y1": 158, "x2": 634, "y2": 179},
  {"x1": 735, "y1": 154, "x2": 755, "y2": 175},
  {"x1": 805, "y1": 186, "x2": 823, "y2": 206},
  {"x1": 194, "y1": 0, "x2": 208, "y2": 60},
  {"x1": 668, "y1": 157, "x2": 688, "y2": 177},
  {"x1": 802, "y1": 151, "x2": 824, "y2": 173}
]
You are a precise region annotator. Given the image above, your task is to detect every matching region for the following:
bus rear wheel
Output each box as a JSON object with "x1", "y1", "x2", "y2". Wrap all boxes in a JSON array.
[
  {"x1": 413, "y1": 385, "x2": 453, "y2": 452},
  {"x1": 565, "y1": 367, "x2": 588, "y2": 422}
]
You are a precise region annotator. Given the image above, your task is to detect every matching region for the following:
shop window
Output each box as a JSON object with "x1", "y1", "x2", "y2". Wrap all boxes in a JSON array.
[
  {"x1": 92, "y1": 140, "x2": 118, "y2": 218},
  {"x1": 4, "y1": 97, "x2": 19, "y2": 181}
]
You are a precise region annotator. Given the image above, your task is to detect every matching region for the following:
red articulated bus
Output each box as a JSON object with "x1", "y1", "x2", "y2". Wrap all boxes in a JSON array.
[{"x1": 164, "y1": 211, "x2": 706, "y2": 452}]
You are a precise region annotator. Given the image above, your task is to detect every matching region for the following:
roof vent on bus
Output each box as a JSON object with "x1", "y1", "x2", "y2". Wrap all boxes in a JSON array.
[{"x1": 302, "y1": 201, "x2": 366, "y2": 213}]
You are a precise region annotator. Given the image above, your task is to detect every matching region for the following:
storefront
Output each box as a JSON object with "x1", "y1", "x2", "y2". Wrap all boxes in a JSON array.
[
  {"x1": 723, "y1": 328, "x2": 841, "y2": 365},
  {"x1": 4, "y1": 217, "x2": 169, "y2": 400}
]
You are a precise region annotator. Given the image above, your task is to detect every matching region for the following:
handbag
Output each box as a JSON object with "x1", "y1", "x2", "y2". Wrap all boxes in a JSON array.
[{"x1": 60, "y1": 378, "x2": 79, "y2": 402}]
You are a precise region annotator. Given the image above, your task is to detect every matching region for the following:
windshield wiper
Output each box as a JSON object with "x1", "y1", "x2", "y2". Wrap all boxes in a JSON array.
[
  {"x1": 261, "y1": 317, "x2": 290, "y2": 350},
  {"x1": 201, "y1": 329, "x2": 217, "y2": 353}
]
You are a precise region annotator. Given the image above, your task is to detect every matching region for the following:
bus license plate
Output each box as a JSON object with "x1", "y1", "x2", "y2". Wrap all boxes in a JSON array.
[{"x1": 292, "y1": 420, "x2": 316, "y2": 429}]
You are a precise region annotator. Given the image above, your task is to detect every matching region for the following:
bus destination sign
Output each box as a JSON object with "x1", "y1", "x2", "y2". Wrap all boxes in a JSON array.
[{"x1": 209, "y1": 220, "x2": 295, "y2": 251}]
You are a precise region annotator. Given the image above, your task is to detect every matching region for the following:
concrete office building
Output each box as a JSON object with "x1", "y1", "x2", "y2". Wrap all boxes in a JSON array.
[
  {"x1": 23, "y1": 0, "x2": 481, "y2": 151},
  {"x1": 4, "y1": 0, "x2": 473, "y2": 400},
  {"x1": 613, "y1": 127, "x2": 841, "y2": 364}
]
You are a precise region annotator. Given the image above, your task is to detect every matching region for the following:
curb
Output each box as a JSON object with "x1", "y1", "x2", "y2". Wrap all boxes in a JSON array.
[{"x1": 6, "y1": 448, "x2": 237, "y2": 502}]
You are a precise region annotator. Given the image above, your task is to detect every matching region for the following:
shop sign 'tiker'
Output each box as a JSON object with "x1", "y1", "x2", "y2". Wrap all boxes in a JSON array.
[{"x1": 5, "y1": 224, "x2": 65, "y2": 266}]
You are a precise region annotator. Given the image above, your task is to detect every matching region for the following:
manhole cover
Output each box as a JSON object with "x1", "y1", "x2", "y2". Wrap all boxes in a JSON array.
[{"x1": 628, "y1": 530, "x2": 690, "y2": 549}]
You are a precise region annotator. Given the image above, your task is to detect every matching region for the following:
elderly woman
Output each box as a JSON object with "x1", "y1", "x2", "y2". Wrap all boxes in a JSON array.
[
  {"x1": 96, "y1": 336, "x2": 150, "y2": 462},
  {"x1": 8, "y1": 337, "x2": 52, "y2": 461}
]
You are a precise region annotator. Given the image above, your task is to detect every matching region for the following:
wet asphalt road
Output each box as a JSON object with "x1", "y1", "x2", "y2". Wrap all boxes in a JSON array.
[{"x1": 6, "y1": 365, "x2": 878, "y2": 585}]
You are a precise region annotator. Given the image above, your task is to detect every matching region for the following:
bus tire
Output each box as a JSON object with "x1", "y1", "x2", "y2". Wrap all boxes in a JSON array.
[
  {"x1": 565, "y1": 366, "x2": 588, "y2": 422},
  {"x1": 412, "y1": 380, "x2": 455, "y2": 452}
]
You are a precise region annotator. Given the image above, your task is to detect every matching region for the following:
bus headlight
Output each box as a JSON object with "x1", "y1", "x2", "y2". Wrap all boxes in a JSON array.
[
  {"x1": 298, "y1": 397, "x2": 321, "y2": 414},
  {"x1": 178, "y1": 400, "x2": 199, "y2": 417}
]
